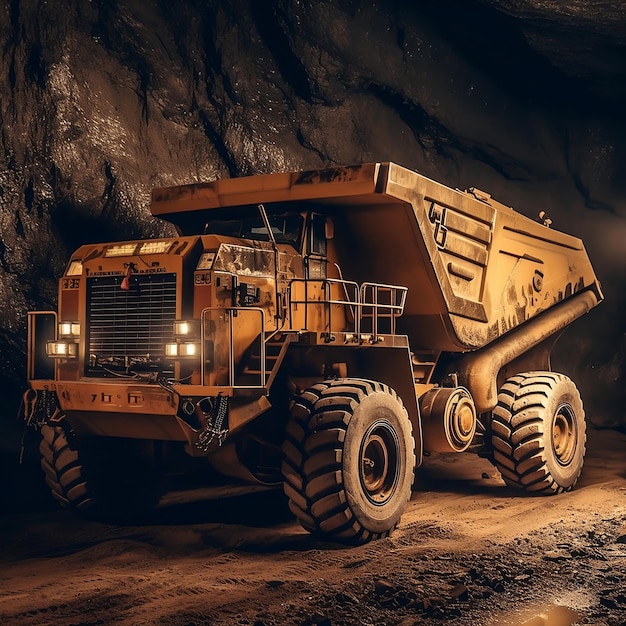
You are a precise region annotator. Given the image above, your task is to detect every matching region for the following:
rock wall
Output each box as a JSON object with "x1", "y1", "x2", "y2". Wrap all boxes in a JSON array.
[{"x1": 1, "y1": 0, "x2": 625, "y2": 425}]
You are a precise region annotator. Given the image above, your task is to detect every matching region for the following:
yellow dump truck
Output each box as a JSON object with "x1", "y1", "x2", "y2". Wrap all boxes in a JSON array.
[{"x1": 22, "y1": 162, "x2": 603, "y2": 543}]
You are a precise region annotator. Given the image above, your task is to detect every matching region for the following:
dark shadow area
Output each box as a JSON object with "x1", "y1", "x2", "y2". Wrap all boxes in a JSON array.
[
  {"x1": 412, "y1": 0, "x2": 626, "y2": 114},
  {"x1": 149, "y1": 482, "x2": 293, "y2": 527},
  {"x1": 0, "y1": 483, "x2": 338, "y2": 562}
]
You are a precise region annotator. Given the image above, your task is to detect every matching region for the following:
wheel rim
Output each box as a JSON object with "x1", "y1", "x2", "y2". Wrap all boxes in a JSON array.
[
  {"x1": 360, "y1": 420, "x2": 400, "y2": 505},
  {"x1": 552, "y1": 403, "x2": 577, "y2": 466}
]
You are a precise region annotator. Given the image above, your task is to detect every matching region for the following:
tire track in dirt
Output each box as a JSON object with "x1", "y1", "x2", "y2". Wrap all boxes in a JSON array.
[{"x1": 1, "y1": 429, "x2": 625, "y2": 625}]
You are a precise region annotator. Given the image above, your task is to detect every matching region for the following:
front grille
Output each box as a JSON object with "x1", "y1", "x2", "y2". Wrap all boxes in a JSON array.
[{"x1": 86, "y1": 273, "x2": 177, "y2": 375}]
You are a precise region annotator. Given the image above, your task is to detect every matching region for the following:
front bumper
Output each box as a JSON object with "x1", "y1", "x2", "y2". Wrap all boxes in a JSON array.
[{"x1": 25, "y1": 380, "x2": 270, "y2": 451}]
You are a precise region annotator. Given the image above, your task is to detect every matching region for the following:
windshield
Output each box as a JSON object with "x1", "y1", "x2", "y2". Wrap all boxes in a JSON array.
[{"x1": 206, "y1": 213, "x2": 304, "y2": 247}]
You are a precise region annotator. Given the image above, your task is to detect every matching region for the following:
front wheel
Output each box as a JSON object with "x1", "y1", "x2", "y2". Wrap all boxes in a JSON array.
[
  {"x1": 281, "y1": 379, "x2": 416, "y2": 544},
  {"x1": 40, "y1": 421, "x2": 161, "y2": 522},
  {"x1": 490, "y1": 372, "x2": 586, "y2": 494}
]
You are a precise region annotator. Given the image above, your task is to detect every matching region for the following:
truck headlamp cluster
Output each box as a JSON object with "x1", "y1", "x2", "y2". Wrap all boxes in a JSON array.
[
  {"x1": 46, "y1": 321, "x2": 81, "y2": 359},
  {"x1": 165, "y1": 320, "x2": 200, "y2": 359}
]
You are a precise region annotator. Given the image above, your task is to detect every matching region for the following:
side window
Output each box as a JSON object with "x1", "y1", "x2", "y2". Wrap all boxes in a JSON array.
[{"x1": 309, "y1": 213, "x2": 327, "y2": 256}]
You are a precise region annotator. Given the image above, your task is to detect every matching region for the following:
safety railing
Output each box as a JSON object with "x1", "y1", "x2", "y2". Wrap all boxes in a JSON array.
[
  {"x1": 359, "y1": 282, "x2": 408, "y2": 336},
  {"x1": 288, "y1": 278, "x2": 407, "y2": 340},
  {"x1": 288, "y1": 278, "x2": 360, "y2": 335},
  {"x1": 199, "y1": 279, "x2": 408, "y2": 390}
]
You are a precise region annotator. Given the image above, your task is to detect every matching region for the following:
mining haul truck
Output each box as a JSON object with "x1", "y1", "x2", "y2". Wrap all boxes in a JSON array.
[{"x1": 21, "y1": 162, "x2": 603, "y2": 544}]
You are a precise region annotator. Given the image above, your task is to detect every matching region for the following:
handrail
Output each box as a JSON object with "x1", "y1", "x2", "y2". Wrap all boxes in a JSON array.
[
  {"x1": 289, "y1": 278, "x2": 407, "y2": 338},
  {"x1": 359, "y1": 282, "x2": 408, "y2": 336},
  {"x1": 289, "y1": 278, "x2": 360, "y2": 333},
  {"x1": 198, "y1": 279, "x2": 408, "y2": 390}
]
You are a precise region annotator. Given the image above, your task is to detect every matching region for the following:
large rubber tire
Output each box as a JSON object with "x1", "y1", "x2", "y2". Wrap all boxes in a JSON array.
[
  {"x1": 490, "y1": 372, "x2": 586, "y2": 494},
  {"x1": 40, "y1": 422, "x2": 161, "y2": 522},
  {"x1": 281, "y1": 379, "x2": 416, "y2": 544}
]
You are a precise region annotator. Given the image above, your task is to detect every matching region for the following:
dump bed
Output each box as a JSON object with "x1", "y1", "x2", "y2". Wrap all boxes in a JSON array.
[{"x1": 151, "y1": 162, "x2": 602, "y2": 352}]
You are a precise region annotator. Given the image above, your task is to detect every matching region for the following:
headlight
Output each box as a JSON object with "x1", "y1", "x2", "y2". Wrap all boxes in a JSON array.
[
  {"x1": 167, "y1": 320, "x2": 200, "y2": 358},
  {"x1": 173, "y1": 320, "x2": 199, "y2": 337},
  {"x1": 105, "y1": 243, "x2": 137, "y2": 257},
  {"x1": 138, "y1": 240, "x2": 172, "y2": 255},
  {"x1": 66, "y1": 260, "x2": 83, "y2": 276},
  {"x1": 58, "y1": 321, "x2": 80, "y2": 338},
  {"x1": 165, "y1": 342, "x2": 199, "y2": 358},
  {"x1": 46, "y1": 341, "x2": 78, "y2": 358},
  {"x1": 105, "y1": 240, "x2": 173, "y2": 257}
]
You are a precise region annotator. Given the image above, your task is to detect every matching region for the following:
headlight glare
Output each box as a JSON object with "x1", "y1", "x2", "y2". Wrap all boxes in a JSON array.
[
  {"x1": 58, "y1": 321, "x2": 80, "y2": 338},
  {"x1": 173, "y1": 320, "x2": 199, "y2": 337},
  {"x1": 165, "y1": 341, "x2": 199, "y2": 358},
  {"x1": 46, "y1": 340, "x2": 78, "y2": 358}
]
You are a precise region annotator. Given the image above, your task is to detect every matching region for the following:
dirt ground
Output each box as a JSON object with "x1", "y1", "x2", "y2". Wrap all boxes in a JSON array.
[{"x1": 1, "y1": 426, "x2": 625, "y2": 626}]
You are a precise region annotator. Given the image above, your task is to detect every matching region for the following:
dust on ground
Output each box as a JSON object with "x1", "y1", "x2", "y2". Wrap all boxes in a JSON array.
[{"x1": 1, "y1": 427, "x2": 625, "y2": 626}]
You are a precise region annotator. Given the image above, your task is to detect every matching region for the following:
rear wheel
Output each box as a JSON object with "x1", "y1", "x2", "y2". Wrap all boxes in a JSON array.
[
  {"x1": 281, "y1": 379, "x2": 416, "y2": 544},
  {"x1": 490, "y1": 372, "x2": 586, "y2": 494},
  {"x1": 40, "y1": 420, "x2": 161, "y2": 522}
]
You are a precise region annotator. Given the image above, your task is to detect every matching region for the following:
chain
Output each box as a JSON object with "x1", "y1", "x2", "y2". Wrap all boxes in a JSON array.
[
  {"x1": 23, "y1": 388, "x2": 58, "y2": 429},
  {"x1": 195, "y1": 395, "x2": 229, "y2": 453},
  {"x1": 20, "y1": 389, "x2": 60, "y2": 464}
]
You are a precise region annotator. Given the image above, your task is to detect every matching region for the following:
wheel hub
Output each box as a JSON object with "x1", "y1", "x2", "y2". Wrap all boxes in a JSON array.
[
  {"x1": 552, "y1": 403, "x2": 577, "y2": 466},
  {"x1": 360, "y1": 421, "x2": 400, "y2": 505}
]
